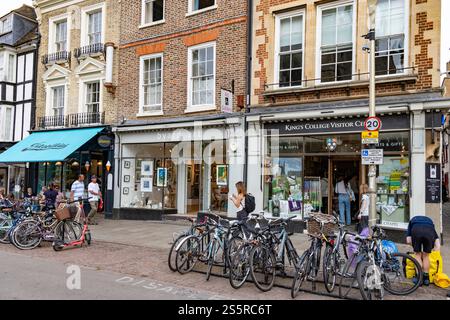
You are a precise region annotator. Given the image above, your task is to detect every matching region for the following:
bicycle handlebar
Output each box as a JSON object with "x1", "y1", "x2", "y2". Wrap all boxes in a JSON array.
[{"x1": 66, "y1": 197, "x2": 93, "y2": 204}]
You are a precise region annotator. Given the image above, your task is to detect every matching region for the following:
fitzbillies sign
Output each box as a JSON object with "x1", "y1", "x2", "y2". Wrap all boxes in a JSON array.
[
  {"x1": 265, "y1": 114, "x2": 410, "y2": 135},
  {"x1": 22, "y1": 143, "x2": 69, "y2": 152}
]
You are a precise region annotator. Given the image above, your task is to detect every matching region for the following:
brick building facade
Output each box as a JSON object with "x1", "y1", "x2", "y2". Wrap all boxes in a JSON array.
[
  {"x1": 246, "y1": 0, "x2": 450, "y2": 237},
  {"x1": 113, "y1": 0, "x2": 249, "y2": 219}
]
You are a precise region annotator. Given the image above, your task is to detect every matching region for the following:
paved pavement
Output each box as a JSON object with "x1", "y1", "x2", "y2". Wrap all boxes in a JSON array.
[
  {"x1": 0, "y1": 251, "x2": 231, "y2": 300},
  {"x1": 1, "y1": 210, "x2": 449, "y2": 300}
]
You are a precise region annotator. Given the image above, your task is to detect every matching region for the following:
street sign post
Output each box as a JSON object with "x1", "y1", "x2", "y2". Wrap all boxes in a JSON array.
[
  {"x1": 361, "y1": 131, "x2": 379, "y2": 144},
  {"x1": 364, "y1": 116, "x2": 382, "y2": 131},
  {"x1": 361, "y1": 149, "x2": 384, "y2": 165}
]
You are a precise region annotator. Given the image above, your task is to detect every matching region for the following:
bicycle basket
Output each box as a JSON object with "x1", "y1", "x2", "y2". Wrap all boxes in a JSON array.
[
  {"x1": 307, "y1": 213, "x2": 337, "y2": 237},
  {"x1": 55, "y1": 205, "x2": 71, "y2": 221}
]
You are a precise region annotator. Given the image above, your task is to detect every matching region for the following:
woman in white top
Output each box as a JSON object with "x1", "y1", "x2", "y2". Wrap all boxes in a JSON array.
[{"x1": 357, "y1": 184, "x2": 370, "y2": 234}]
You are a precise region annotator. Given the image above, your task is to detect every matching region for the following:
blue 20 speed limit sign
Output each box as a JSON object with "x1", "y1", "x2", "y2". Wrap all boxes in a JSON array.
[{"x1": 364, "y1": 117, "x2": 382, "y2": 131}]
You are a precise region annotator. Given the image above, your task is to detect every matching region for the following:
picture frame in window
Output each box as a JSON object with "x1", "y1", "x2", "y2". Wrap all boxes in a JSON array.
[
  {"x1": 124, "y1": 161, "x2": 131, "y2": 169},
  {"x1": 157, "y1": 168, "x2": 167, "y2": 187},
  {"x1": 123, "y1": 187, "x2": 129, "y2": 195},
  {"x1": 124, "y1": 175, "x2": 130, "y2": 183},
  {"x1": 141, "y1": 177, "x2": 153, "y2": 192},
  {"x1": 141, "y1": 160, "x2": 153, "y2": 176},
  {"x1": 216, "y1": 165, "x2": 228, "y2": 186},
  {"x1": 187, "y1": 165, "x2": 192, "y2": 182}
]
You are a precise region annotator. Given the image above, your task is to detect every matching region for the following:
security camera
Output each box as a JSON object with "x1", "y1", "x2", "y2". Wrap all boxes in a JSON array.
[{"x1": 362, "y1": 45, "x2": 370, "y2": 53}]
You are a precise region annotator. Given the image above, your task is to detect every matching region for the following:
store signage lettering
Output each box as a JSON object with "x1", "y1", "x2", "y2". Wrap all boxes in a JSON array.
[
  {"x1": 425, "y1": 163, "x2": 441, "y2": 203},
  {"x1": 22, "y1": 143, "x2": 69, "y2": 152},
  {"x1": 285, "y1": 120, "x2": 364, "y2": 132},
  {"x1": 266, "y1": 114, "x2": 410, "y2": 135}
]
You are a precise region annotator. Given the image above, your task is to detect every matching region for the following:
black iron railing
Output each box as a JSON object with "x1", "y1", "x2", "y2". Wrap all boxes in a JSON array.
[
  {"x1": 38, "y1": 114, "x2": 66, "y2": 128},
  {"x1": 264, "y1": 66, "x2": 417, "y2": 90},
  {"x1": 42, "y1": 51, "x2": 71, "y2": 65},
  {"x1": 37, "y1": 112, "x2": 105, "y2": 129},
  {"x1": 74, "y1": 43, "x2": 104, "y2": 58}
]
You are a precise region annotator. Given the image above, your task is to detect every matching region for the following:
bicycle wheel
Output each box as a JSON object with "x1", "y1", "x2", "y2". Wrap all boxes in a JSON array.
[
  {"x1": 0, "y1": 216, "x2": 13, "y2": 244},
  {"x1": 54, "y1": 221, "x2": 82, "y2": 243},
  {"x1": 323, "y1": 245, "x2": 338, "y2": 293},
  {"x1": 383, "y1": 252, "x2": 423, "y2": 296},
  {"x1": 226, "y1": 236, "x2": 243, "y2": 268},
  {"x1": 249, "y1": 245, "x2": 276, "y2": 292},
  {"x1": 229, "y1": 243, "x2": 251, "y2": 289},
  {"x1": 12, "y1": 220, "x2": 42, "y2": 250},
  {"x1": 291, "y1": 251, "x2": 309, "y2": 299},
  {"x1": 356, "y1": 261, "x2": 384, "y2": 300},
  {"x1": 175, "y1": 236, "x2": 201, "y2": 274},
  {"x1": 338, "y1": 253, "x2": 360, "y2": 299},
  {"x1": 206, "y1": 241, "x2": 217, "y2": 281},
  {"x1": 168, "y1": 233, "x2": 188, "y2": 272}
]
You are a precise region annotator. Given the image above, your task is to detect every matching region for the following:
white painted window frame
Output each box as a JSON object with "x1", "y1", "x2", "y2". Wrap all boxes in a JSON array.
[
  {"x1": 315, "y1": 0, "x2": 356, "y2": 85},
  {"x1": 274, "y1": 9, "x2": 306, "y2": 89},
  {"x1": 45, "y1": 81, "x2": 68, "y2": 119},
  {"x1": 186, "y1": 0, "x2": 217, "y2": 16},
  {"x1": 48, "y1": 13, "x2": 71, "y2": 54},
  {"x1": 374, "y1": 0, "x2": 410, "y2": 78},
  {"x1": 80, "y1": 2, "x2": 106, "y2": 47},
  {"x1": 186, "y1": 41, "x2": 216, "y2": 113},
  {"x1": 0, "y1": 49, "x2": 16, "y2": 83},
  {"x1": 140, "y1": 0, "x2": 165, "y2": 28},
  {"x1": 0, "y1": 15, "x2": 12, "y2": 34},
  {"x1": 138, "y1": 53, "x2": 164, "y2": 117},
  {"x1": 0, "y1": 105, "x2": 14, "y2": 141},
  {"x1": 78, "y1": 76, "x2": 104, "y2": 115}
]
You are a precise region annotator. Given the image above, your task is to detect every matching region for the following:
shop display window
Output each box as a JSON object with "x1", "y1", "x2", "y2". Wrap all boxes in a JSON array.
[{"x1": 376, "y1": 156, "x2": 410, "y2": 228}]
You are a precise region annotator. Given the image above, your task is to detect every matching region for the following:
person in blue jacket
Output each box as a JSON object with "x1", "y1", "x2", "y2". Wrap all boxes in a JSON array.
[{"x1": 406, "y1": 215, "x2": 440, "y2": 286}]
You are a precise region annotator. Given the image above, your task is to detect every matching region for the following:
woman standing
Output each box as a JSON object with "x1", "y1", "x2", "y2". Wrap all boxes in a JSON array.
[
  {"x1": 230, "y1": 181, "x2": 247, "y2": 221},
  {"x1": 357, "y1": 184, "x2": 370, "y2": 234},
  {"x1": 335, "y1": 176, "x2": 353, "y2": 225}
]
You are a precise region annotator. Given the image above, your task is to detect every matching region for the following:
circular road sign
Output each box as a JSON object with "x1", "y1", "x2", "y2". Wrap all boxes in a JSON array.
[{"x1": 364, "y1": 117, "x2": 382, "y2": 131}]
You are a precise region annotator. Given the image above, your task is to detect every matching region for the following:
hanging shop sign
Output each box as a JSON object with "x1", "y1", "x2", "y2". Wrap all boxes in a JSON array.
[
  {"x1": 425, "y1": 163, "x2": 441, "y2": 203},
  {"x1": 98, "y1": 135, "x2": 113, "y2": 148},
  {"x1": 265, "y1": 114, "x2": 409, "y2": 135},
  {"x1": 221, "y1": 89, "x2": 233, "y2": 113},
  {"x1": 361, "y1": 149, "x2": 384, "y2": 165},
  {"x1": 361, "y1": 131, "x2": 379, "y2": 144}
]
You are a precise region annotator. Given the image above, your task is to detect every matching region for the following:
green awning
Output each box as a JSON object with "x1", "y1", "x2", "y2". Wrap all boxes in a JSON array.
[{"x1": 0, "y1": 127, "x2": 105, "y2": 163}]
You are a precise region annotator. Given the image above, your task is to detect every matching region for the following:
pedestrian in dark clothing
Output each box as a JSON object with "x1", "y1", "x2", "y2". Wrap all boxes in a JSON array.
[
  {"x1": 43, "y1": 183, "x2": 58, "y2": 209},
  {"x1": 406, "y1": 216, "x2": 440, "y2": 286}
]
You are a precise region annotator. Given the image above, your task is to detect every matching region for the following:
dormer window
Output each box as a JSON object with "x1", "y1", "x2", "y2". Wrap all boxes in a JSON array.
[{"x1": 0, "y1": 16, "x2": 12, "y2": 34}]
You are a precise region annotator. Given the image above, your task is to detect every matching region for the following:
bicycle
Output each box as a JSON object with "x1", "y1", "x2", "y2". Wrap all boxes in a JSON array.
[
  {"x1": 249, "y1": 215, "x2": 298, "y2": 292},
  {"x1": 11, "y1": 205, "x2": 82, "y2": 250},
  {"x1": 52, "y1": 198, "x2": 93, "y2": 251}
]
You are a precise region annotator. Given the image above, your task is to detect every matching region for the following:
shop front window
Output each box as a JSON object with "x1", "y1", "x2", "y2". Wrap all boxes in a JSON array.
[
  {"x1": 8, "y1": 165, "x2": 25, "y2": 199},
  {"x1": 121, "y1": 143, "x2": 177, "y2": 210},
  {"x1": 0, "y1": 168, "x2": 7, "y2": 194},
  {"x1": 264, "y1": 136, "x2": 303, "y2": 217}
]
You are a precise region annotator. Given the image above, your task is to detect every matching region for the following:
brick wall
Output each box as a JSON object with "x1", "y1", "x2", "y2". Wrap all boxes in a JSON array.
[
  {"x1": 251, "y1": 0, "x2": 443, "y2": 108},
  {"x1": 116, "y1": 0, "x2": 248, "y2": 122}
]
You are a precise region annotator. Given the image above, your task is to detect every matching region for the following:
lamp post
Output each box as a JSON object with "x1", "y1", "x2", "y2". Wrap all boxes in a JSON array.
[{"x1": 366, "y1": 0, "x2": 378, "y2": 228}]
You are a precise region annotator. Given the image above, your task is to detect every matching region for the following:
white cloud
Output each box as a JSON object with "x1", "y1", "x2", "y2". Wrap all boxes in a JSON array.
[{"x1": 0, "y1": 0, "x2": 33, "y2": 17}]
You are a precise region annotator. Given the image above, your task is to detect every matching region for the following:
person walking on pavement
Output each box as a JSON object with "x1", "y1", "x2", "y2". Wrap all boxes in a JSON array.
[
  {"x1": 70, "y1": 174, "x2": 85, "y2": 202},
  {"x1": 335, "y1": 176, "x2": 353, "y2": 225},
  {"x1": 87, "y1": 175, "x2": 101, "y2": 225},
  {"x1": 406, "y1": 215, "x2": 441, "y2": 286}
]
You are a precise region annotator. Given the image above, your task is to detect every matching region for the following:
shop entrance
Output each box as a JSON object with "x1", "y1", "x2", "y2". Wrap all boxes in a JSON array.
[
  {"x1": 304, "y1": 156, "x2": 362, "y2": 219},
  {"x1": 331, "y1": 158, "x2": 362, "y2": 221},
  {"x1": 186, "y1": 162, "x2": 202, "y2": 215}
]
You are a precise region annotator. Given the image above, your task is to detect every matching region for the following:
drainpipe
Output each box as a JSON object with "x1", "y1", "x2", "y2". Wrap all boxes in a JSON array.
[{"x1": 244, "y1": 0, "x2": 253, "y2": 186}]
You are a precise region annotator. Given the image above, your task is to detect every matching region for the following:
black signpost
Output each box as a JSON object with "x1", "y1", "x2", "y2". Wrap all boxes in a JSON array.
[{"x1": 425, "y1": 163, "x2": 441, "y2": 203}]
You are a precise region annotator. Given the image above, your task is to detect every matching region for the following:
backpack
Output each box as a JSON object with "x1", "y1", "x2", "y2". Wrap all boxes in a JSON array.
[{"x1": 244, "y1": 193, "x2": 255, "y2": 214}]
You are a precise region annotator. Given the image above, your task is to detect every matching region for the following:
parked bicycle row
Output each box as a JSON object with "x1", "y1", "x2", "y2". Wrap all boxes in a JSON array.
[
  {"x1": 0, "y1": 197, "x2": 92, "y2": 251},
  {"x1": 168, "y1": 212, "x2": 424, "y2": 300}
]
